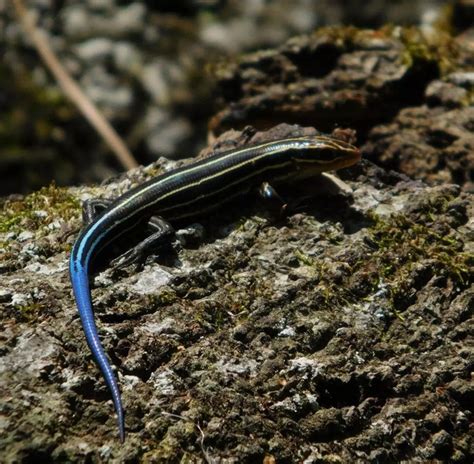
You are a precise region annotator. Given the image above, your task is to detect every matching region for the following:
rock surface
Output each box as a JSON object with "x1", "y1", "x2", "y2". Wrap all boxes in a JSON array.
[
  {"x1": 1, "y1": 2, "x2": 474, "y2": 462},
  {"x1": 211, "y1": 27, "x2": 474, "y2": 192},
  {"x1": 1, "y1": 123, "x2": 472, "y2": 462}
]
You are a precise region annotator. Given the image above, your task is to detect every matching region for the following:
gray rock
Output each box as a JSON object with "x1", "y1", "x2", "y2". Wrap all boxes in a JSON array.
[
  {"x1": 112, "y1": 42, "x2": 143, "y2": 75},
  {"x1": 80, "y1": 64, "x2": 133, "y2": 110},
  {"x1": 75, "y1": 37, "x2": 113, "y2": 63},
  {"x1": 0, "y1": 124, "x2": 472, "y2": 462},
  {"x1": 112, "y1": 2, "x2": 146, "y2": 35},
  {"x1": 144, "y1": 107, "x2": 193, "y2": 157},
  {"x1": 62, "y1": 2, "x2": 146, "y2": 39},
  {"x1": 86, "y1": 0, "x2": 115, "y2": 10},
  {"x1": 141, "y1": 58, "x2": 186, "y2": 106}
]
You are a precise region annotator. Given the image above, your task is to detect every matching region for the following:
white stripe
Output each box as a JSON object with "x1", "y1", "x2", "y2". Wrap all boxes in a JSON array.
[{"x1": 76, "y1": 136, "x2": 347, "y2": 263}]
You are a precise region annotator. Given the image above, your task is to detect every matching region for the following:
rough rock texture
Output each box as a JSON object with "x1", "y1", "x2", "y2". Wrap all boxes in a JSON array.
[
  {"x1": 364, "y1": 91, "x2": 474, "y2": 191},
  {"x1": 211, "y1": 28, "x2": 439, "y2": 133},
  {"x1": 1, "y1": 5, "x2": 474, "y2": 462},
  {"x1": 1, "y1": 123, "x2": 472, "y2": 462},
  {"x1": 211, "y1": 28, "x2": 474, "y2": 192}
]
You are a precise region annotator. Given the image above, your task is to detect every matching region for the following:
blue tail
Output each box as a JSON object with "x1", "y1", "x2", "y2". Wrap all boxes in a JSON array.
[{"x1": 70, "y1": 260, "x2": 125, "y2": 442}]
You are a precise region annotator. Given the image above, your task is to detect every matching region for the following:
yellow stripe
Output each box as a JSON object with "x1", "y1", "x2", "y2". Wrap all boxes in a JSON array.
[
  {"x1": 90, "y1": 136, "x2": 353, "y2": 234},
  {"x1": 101, "y1": 143, "x2": 302, "y2": 223},
  {"x1": 108, "y1": 136, "x2": 341, "y2": 216},
  {"x1": 157, "y1": 159, "x2": 294, "y2": 216}
]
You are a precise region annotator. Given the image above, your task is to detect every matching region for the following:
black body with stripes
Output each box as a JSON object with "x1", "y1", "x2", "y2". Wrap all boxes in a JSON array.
[{"x1": 69, "y1": 133, "x2": 360, "y2": 442}]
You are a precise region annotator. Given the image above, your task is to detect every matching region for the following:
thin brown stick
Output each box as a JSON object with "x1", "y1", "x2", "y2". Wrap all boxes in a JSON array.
[{"x1": 12, "y1": 0, "x2": 138, "y2": 171}]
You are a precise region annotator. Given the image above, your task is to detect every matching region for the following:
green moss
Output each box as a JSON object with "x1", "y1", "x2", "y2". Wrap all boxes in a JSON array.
[
  {"x1": 13, "y1": 302, "x2": 44, "y2": 322},
  {"x1": 194, "y1": 300, "x2": 228, "y2": 329},
  {"x1": 0, "y1": 183, "x2": 80, "y2": 235},
  {"x1": 312, "y1": 25, "x2": 361, "y2": 47},
  {"x1": 399, "y1": 27, "x2": 436, "y2": 65},
  {"x1": 370, "y1": 213, "x2": 467, "y2": 274},
  {"x1": 431, "y1": 4, "x2": 457, "y2": 36},
  {"x1": 461, "y1": 87, "x2": 474, "y2": 107},
  {"x1": 153, "y1": 288, "x2": 178, "y2": 306},
  {"x1": 295, "y1": 203, "x2": 471, "y2": 317},
  {"x1": 294, "y1": 249, "x2": 315, "y2": 267},
  {"x1": 311, "y1": 25, "x2": 463, "y2": 79},
  {"x1": 398, "y1": 26, "x2": 462, "y2": 76},
  {"x1": 367, "y1": 211, "x2": 471, "y2": 312},
  {"x1": 143, "y1": 420, "x2": 198, "y2": 462}
]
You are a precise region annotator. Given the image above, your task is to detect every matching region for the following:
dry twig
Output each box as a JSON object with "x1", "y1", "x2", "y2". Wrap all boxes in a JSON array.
[{"x1": 12, "y1": 0, "x2": 138, "y2": 171}]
